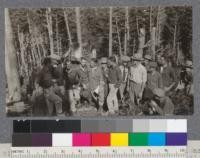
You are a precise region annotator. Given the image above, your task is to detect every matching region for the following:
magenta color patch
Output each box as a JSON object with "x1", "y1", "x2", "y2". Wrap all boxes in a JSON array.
[{"x1": 72, "y1": 133, "x2": 91, "y2": 146}]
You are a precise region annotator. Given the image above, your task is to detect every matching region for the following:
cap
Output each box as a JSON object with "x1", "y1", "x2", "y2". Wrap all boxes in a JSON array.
[
  {"x1": 121, "y1": 55, "x2": 131, "y2": 62},
  {"x1": 144, "y1": 54, "x2": 152, "y2": 61},
  {"x1": 131, "y1": 53, "x2": 143, "y2": 61},
  {"x1": 101, "y1": 57, "x2": 108, "y2": 64}
]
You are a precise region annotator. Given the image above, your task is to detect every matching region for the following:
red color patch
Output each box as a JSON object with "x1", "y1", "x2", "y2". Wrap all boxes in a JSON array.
[{"x1": 91, "y1": 133, "x2": 110, "y2": 146}]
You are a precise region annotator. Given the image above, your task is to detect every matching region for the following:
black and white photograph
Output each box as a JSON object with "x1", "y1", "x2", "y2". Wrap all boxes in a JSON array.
[{"x1": 5, "y1": 6, "x2": 193, "y2": 117}]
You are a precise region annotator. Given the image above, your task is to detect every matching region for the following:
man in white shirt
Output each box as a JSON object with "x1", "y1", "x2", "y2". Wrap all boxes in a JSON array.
[{"x1": 128, "y1": 53, "x2": 147, "y2": 110}]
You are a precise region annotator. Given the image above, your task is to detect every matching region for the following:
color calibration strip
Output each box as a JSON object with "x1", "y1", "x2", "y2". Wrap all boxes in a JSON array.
[
  {"x1": 12, "y1": 132, "x2": 187, "y2": 147},
  {"x1": 13, "y1": 119, "x2": 187, "y2": 133},
  {"x1": 12, "y1": 119, "x2": 187, "y2": 147}
]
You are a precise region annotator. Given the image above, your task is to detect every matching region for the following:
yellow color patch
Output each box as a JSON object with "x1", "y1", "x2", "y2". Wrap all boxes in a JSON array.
[{"x1": 111, "y1": 133, "x2": 128, "y2": 146}]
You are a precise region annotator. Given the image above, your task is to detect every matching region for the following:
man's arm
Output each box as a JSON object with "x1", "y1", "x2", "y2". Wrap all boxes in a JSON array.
[
  {"x1": 150, "y1": 100, "x2": 164, "y2": 115},
  {"x1": 115, "y1": 67, "x2": 122, "y2": 88}
]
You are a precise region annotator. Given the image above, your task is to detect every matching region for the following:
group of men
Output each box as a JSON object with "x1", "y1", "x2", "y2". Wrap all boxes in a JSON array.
[{"x1": 32, "y1": 50, "x2": 193, "y2": 116}]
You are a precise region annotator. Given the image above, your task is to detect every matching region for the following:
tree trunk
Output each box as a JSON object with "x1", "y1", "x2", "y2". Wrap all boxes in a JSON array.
[
  {"x1": 75, "y1": 7, "x2": 82, "y2": 50},
  {"x1": 56, "y1": 15, "x2": 59, "y2": 55},
  {"x1": 5, "y1": 8, "x2": 21, "y2": 102},
  {"x1": 149, "y1": 6, "x2": 152, "y2": 33},
  {"x1": 132, "y1": 38, "x2": 136, "y2": 55},
  {"x1": 173, "y1": 20, "x2": 177, "y2": 53},
  {"x1": 115, "y1": 17, "x2": 122, "y2": 57},
  {"x1": 109, "y1": 7, "x2": 113, "y2": 57},
  {"x1": 17, "y1": 25, "x2": 27, "y2": 76},
  {"x1": 138, "y1": 28, "x2": 145, "y2": 55},
  {"x1": 136, "y1": 16, "x2": 140, "y2": 37},
  {"x1": 124, "y1": 7, "x2": 129, "y2": 55},
  {"x1": 59, "y1": 37, "x2": 62, "y2": 56},
  {"x1": 151, "y1": 27, "x2": 156, "y2": 60},
  {"x1": 46, "y1": 8, "x2": 54, "y2": 55},
  {"x1": 173, "y1": 21, "x2": 177, "y2": 63},
  {"x1": 156, "y1": 6, "x2": 160, "y2": 47},
  {"x1": 64, "y1": 9, "x2": 72, "y2": 46}
]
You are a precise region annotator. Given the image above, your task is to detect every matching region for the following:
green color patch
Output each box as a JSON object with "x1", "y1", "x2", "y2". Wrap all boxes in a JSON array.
[{"x1": 129, "y1": 133, "x2": 148, "y2": 146}]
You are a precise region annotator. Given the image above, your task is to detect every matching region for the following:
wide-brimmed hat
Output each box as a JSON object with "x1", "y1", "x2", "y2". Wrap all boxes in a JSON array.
[
  {"x1": 121, "y1": 55, "x2": 131, "y2": 62},
  {"x1": 153, "y1": 88, "x2": 165, "y2": 98},
  {"x1": 49, "y1": 54, "x2": 61, "y2": 61},
  {"x1": 101, "y1": 57, "x2": 108, "y2": 64},
  {"x1": 184, "y1": 60, "x2": 193, "y2": 68},
  {"x1": 144, "y1": 54, "x2": 152, "y2": 61},
  {"x1": 131, "y1": 53, "x2": 143, "y2": 61}
]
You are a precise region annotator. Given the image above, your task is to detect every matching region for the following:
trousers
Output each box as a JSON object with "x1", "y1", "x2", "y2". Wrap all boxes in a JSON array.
[
  {"x1": 43, "y1": 86, "x2": 63, "y2": 115},
  {"x1": 107, "y1": 84, "x2": 119, "y2": 113}
]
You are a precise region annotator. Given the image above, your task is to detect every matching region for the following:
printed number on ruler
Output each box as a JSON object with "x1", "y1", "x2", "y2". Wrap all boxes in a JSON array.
[
  {"x1": 10, "y1": 146, "x2": 187, "y2": 158},
  {"x1": 188, "y1": 141, "x2": 200, "y2": 158}
]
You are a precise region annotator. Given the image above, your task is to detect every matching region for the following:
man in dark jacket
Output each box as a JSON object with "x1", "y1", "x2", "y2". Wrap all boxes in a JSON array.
[
  {"x1": 107, "y1": 56, "x2": 122, "y2": 115},
  {"x1": 64, "y1": 57, "x2": 80, "y2": 114},
  {"x1": 37, "y1": 57, "x2": 63, "y2": 116}
]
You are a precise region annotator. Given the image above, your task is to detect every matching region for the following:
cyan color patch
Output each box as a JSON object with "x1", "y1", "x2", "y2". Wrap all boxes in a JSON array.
[{"x1": 148, "y1": 133, "x2": 166, "y2": 146}]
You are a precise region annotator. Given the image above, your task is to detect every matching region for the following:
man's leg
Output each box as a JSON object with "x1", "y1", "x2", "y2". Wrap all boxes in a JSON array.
[
  {"x1": 59, "y1": 85, "x2": 65, "y2": 96},
  {"x1": 119, "y1": 83, "x2": 125, "y2": 101},
  {"x1": 48, "y1": 88, "x2": 63, "y2": 115},
  {"x1": 107, "y1": 84, "x2": 115, "y2": 114},
  {"x1": 68, "y1": 89, "x2": 77, "y2": 113},
  {"x1": 44, "y1": 88, "x2": 54, "y2": 116},
  {"x1": 98, "y1": 85, "x2": 104, "y2": 113},
  {"x1": 113, "y1": 87, "x2": 119, "y2": 112},
  {"x1": 129, "y1": 82, "x2": 135, "y2": 111},
  {"x1": 134, "y1": 83, "x2": 142, "y2": 105}
]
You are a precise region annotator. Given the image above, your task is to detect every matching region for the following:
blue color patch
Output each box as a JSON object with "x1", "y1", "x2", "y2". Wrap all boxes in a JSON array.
[{"x1": 148, "y1": 133, "x2": 166, "y2": 146}]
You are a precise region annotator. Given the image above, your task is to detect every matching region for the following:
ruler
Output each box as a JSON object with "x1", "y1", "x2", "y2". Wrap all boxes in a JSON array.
[
  {"x1": 188, "y1": 141, "x2": 200, "y2": 158},
  {"x1": 6, "y1": 142, "x2": 200, "y2": 158},
  {"x1": 10, "y1": 146, "x2": 186, "y2": 158}
]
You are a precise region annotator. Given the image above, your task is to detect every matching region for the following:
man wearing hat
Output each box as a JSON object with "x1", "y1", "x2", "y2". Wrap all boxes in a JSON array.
[
  {"x1": 37, "y1": 57, "x2": 63, "y2": 116},
  {"x1": 128, "y1": 53, "x2": 147, "y2": 109},
  {"x1": 100, "y1": 57, "x2": 109, "y2": 108},
  {"x1": 160, "y1": 56, "x2": 177, "y2": 93},
  {"x1": 64, "y1": 57, "x2": 81, "y2": 115},
  {"x1": 143, "y1": 61, "x2": 163, "y2": 101},
  {"x1": 107, "y1": 56, "x2": 122, "y2": 115},
  {"x1": 77, "y1": 57, "x2": 92, "y2": 106},
  {"x1": 143, "y1": 54, "x2": 152, "y2": 72},
  {"x1": 88, "y1": 58, "x2": 105, "y2": 113},
  {"x1": 149, "y1": 88, "x2": 174, "y2": 115},
  {"x1": 119, "y1": 56, "x2": 130, "y2": 103},
  {"x1": 147, "y1": 62, "x2": 163, "y2": 90}
]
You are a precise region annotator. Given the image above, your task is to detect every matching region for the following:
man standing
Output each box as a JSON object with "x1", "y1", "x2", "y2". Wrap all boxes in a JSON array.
[
  {"x1": 89, "y1": 58, "x2": 104, "y2": 113},
  {"x1": 119, "y1": 56, "x2": 130, "y2": 103},
  {"x1": 107, "y1": 56, "x2": 122, "y2": 115},
  {"x1": 128, "y1": 53, "x2": 147, "y2": 110},
  {"x1": 143, "y1": 61, "x2": 163, "y2": 101},
  {"x1": 64, "y1": 57, "x2": 80, "y2": 115},
  {"x1": 37, "y1": 57, "x2": 63, "y2": 116},
  {"x1": 100, "y1": 57, "x2": 109, "y2": 108},
  {"x1": 160, "y1": 56, "x2": 177, "y2": 93},
  {"x1": 77, "y1": 57, "x2": 91, "y2": 105},
  {"x1": 147, "y1": 62, "x2": 163, "y2": 90}
]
